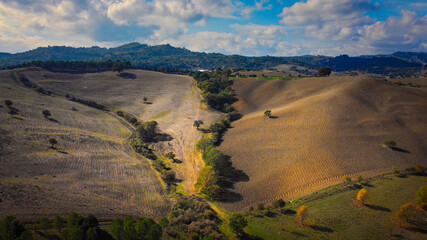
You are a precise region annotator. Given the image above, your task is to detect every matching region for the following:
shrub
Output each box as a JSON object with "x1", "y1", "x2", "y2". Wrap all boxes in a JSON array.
[
  {"x1": 42, "y1": 110, "x2": 51, "y2": 118},
  {"x1": 272, "y1": 199, "x2": 286, "y2": 208},
  {"x1": 356, "y1": 176, "x2": 363, "y2": 181},
  {"x1": 48, "y1": 138, "x2": 58, "y2": 148},
  {"x1": 229, "y1": 213, "x2": 247, "y2": 236},
  {"x1": 256, "y1": 203, "x2": 265, "y2": 211},
  {"x1": 4, "y1": 100, "x2": 12, "y2": 107},
  {"x1": 392, "y1": 168, "x2": 400, "y2": 175},
  {"x1": 318, "y1": 67, "x2": 332, "y2": 76},
  {"x1": 415, "y1": 186, "x2": 427, "y2": 210},
  {"x1": 264, "y1": 110, "x2": 271, "y2": 118},
  {"x1": 382, "y1": 139, "x2": 396, "y2": 148}
]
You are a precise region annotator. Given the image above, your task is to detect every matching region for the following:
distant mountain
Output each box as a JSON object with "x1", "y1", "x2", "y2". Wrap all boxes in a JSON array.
[
  {"x1": 0, "y1": 42, "x2": 424, "y2": 76},
  {"x1": 0, "y1": 52, "x2": 11, "y2": 58}
]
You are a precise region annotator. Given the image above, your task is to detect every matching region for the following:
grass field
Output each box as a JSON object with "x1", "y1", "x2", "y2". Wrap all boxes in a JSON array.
[
  {"x1": 219, "y1": 76, "x2": 427, "y2": 211},
  {"x1": 245, "y1": 174, "x2": 425, "y2": 240},
  {"x1": 0, "y1": 68, "x2": 221, "y2": 221}
]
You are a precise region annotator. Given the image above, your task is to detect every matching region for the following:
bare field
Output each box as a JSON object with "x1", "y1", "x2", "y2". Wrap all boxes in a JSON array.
[
  {"x1": 19, "y1": 68, "x2": 222, "y2": 193},
  {"x1": 219, "y1": 76, "x2": 427, "y2": 211}
]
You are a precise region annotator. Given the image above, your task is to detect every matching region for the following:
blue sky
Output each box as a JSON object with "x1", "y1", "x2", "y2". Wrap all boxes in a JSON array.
[{"x1": 0, "y1": 0, "x2": 426, "y2": 56}]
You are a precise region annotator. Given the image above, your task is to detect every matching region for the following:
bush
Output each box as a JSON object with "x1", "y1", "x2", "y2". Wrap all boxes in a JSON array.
[
  {"x1": 272, "y1": 199, "x2": 286, "y2": 208},
  {"x1": 382, "y1": 139, "x2": 396, "y2": 148},
  {"x1": 229, "y1": 213, "x2": 247, "y2": 236}
]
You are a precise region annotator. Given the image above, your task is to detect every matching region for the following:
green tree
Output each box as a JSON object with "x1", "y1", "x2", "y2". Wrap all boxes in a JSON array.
[
  {"x1": 39, "y1": 217, "x2": 50, "y2": 233},
  {"x1": 318, "y1": 67, "x2": 332, "y2": 76},
  {"x1": 4, "y1": 100, "x2": 13, "y2": 108},
  {"x1": 48, "y1": 138, "x2": 58, "y2": 148},
  {"x1": 137, "y1": 121, "x2": 159, "y2": 142},
  {"x1": 67, "y1": 212, "x2": 79, "y2": 229},
  {"x1": 382, "y1": 139, "x2": 396, "y2": 148},
  {"x1": 229, "y1": 213, "x2": 247, "y2": 236},
  {"x1": 53, "y1": 216, "x2": 64, "y2": 233},
  {"x1": 143, "y1": 97, "x2": 148, "y2": 103},
  {"x1": 17, "y1": 230, "x2": 33, "y2": 240},
  {"x1": 264, "y1": 110, "x2": 271, "y2": 118},
  {"x1": 86, "y1": 227, "x2": 97, "y2": 240},
  {"x1": 0, "y1": 216, "x2": 26, "y2": 240},
  {"x1": 42, "y1": 110, "x2": 51, "y2": 118},
  {"x1": 272, "y1": 199, "x2": 286, "y2": 208},
  {"x1": 7, "y1": 109, "x2": 18, "y2": 116},
  {"x1": 111, "y1": 218, "x2": 124, "y2": 240},
  {"x1": 165, "y1": 152, "x2": 175, "y2": 161},
  {"x1": 193, "y1": 120, "x2": 204, "y2": 130},
  {"x1": 123, "y1": 217, "x2": 136, "y2": 240},
  {"x1": 158, "y1": 218, "x2": 169, "y2": 228},
  {"x1": 195, "y1": 166, "x2": 220, "y2": 198},
  {"x1": 112, "y1": 62, "x2": 125, "y2": 74},
  {"x1": 69, "y1": 225, "x2": 83, "y2": 240}
]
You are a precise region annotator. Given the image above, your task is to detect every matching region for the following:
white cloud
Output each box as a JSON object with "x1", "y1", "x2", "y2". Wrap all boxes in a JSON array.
[
  {"x1": 279, "y1": 0, "x2": 379, "y2": 40},
  {"x1": 232, "y1": 24, "x2": 287, "y2": 39},
  {"x1": 356, "y1": 10, "x2": 427, "y2": 53},
  {"x1": 240, "y1": 0, "x2": 273, "y2": 18}
]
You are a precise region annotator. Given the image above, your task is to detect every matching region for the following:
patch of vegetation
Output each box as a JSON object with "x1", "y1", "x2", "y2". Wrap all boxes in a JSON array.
[{"x1": 116, "y1": 110, "x2": 141, "y2": 127}]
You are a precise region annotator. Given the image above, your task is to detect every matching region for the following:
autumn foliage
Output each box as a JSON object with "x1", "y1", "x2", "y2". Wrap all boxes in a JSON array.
[
  {"x1": 357, "y1": 188, "x2": 368, "y2": 205},
  {"x1": 297, "y1": 205, "x2": 308, "y2": 226}
]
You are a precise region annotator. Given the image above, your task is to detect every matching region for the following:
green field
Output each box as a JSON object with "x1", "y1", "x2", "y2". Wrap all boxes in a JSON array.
[{"x1": 244, "y1": 174, "x2": 425, "y2": 240}]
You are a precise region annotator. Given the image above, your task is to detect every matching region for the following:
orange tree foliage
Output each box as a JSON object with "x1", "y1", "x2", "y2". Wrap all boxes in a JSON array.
[
  {"x1": 395, "y1": 202, "x2": 426, "y2": 228},
  {"x1": 297, "y1": 205, "x2": 308, "y2": 226},
  {"x1": 357, "y1": 188, "x2": 368, "y2": 205}
]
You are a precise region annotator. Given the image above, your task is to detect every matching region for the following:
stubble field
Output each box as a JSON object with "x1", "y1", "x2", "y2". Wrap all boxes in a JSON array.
[{"x1": 219, "y1": 76, "x2": 427, "y2": 211}]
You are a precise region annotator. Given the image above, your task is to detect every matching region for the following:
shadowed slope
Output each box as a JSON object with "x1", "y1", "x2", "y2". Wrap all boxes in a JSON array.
[{"x1": 219, "y1": 76, "x2": 427, "y2": 211}]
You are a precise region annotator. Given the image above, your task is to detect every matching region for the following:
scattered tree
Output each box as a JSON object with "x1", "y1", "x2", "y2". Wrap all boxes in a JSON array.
[
  {"x1": 48, "y1": 138, "x2": 58, "y2": 149},
  {"x1": 256, "y1": 203, "x2": 265, "y2": 212},
  {"x1": 357, "y1": 188, "x2": 368, "y2": 205},
  {"x1": 7, "y1": 109, "x2": 18, "y2": 116},
  {"x1": 415, "y1": 186, "x2": 427, "y2": 210},
  {"x1": 53, "y1": 216, "x2": 63, "y2": 233},
  {"x1": 39, "y1": 217, "x2": 50, "y2": 233},
  {"x1": 4, "y1": 100, "x2": 13, "y2": 107},
  {"x1": 193, "y1": 120, "x2": 204, "y2": 130},
  {"x1": 165, "y1": 152, "x2": 175, "y2": 162},
  {"x1": 42, "y1": 110, "x2": 51, "y2": 118},
  {"x1": 264, "y1": 110, "x2": 271, "y2": 118},
  {"x1": 318, "y1": 67, "x2": 332, "y2": 76},
  {"x1": 297, "y1": 206, "x2": 308, "y2": 226},
  {"x1": 229, "y1": 213, "x2": 248, "y2": 236},
  {"x1": 382, "y1": 139, "x2": 396, "y2": 148},
  {"x1": 272, "y1": 199, "x2": 286, "y2": 208},
  {"x1": 143, "y1": 97, "x2": 148, "y2": 103}
]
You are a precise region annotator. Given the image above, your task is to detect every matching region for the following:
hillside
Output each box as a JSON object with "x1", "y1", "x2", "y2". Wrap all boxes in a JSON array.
[
  {"x1": 218, "y1": 76, "x2": 427, "y2": 211},
  {"x1": 0, "y1": 68, "x2": 221, "y2": 221},
  {"x1": 0, "y1": 43, "x2": 424, "y2": 75}
]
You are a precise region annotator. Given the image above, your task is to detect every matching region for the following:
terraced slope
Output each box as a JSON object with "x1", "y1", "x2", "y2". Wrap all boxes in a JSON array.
[{"x1": 219, "y1": 76, "x2": 427, "y2": 211}]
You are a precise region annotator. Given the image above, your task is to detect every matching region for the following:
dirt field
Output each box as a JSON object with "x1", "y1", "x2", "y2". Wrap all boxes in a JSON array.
[
  {"x1": 0, "y1": 68, "x2": 220, "y2": 220},
  {"x1": 219, "y1": 76, "x2": 427, "y2": 211}
]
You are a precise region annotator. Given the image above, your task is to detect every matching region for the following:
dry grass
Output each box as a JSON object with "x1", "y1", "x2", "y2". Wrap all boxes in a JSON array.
[
  {"x1": 219, "y1": 76, "x2": 427, "y2": 211},
  {"x1": 0, "y1": 68, "x2": 220, "y2": 220},
  {"x1": 25, "y1": 68, "x2": 222, "y2": 192}
]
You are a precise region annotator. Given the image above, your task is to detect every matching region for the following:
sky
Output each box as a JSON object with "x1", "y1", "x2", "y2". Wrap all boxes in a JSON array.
[{"x1": 0, "y1": 0, "x2": 426, "y2": 56}]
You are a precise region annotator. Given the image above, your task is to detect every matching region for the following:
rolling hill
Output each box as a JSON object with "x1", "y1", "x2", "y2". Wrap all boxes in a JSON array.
[{"x1": 218, "y1": 76, "x2": 427, "y2": 211}]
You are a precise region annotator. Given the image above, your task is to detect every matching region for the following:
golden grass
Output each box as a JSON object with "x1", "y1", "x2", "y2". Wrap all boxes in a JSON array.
[{"x1": 219, "y1": 76, "x2": 427, "y2": 211}]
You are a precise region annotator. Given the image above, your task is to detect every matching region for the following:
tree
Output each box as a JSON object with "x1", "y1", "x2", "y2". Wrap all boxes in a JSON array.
[
  {"x1": 264, "y1": 110, "x2": 271, "y2": 118},
  {"x1": 112, "y1": 62, "x2": 126, "y2": 74},
  {"x1": 86, "y1": 227, "x2": 97, "y2": 240},
  {"x1": 357, "y1": 188, "x2": 368, "y2": 205},
  {"x1": 137, "y1": 121, "x2": 159, "y2": 142},
  {"x1": 53, "y1": 216, "x2": 63, "y2": 233},
  {"x1": 272, "y1": 199, "x2": 286, "y2": 208},
  {"x1": 48, "y1": 138, "x2": 58, "y2": 148},
  {"x1": 415, "y1": 186, "x2": 427, "y2": 210},
  {"x1": 229, "y1": 213, "x2": 248, "y2": 236},
  {"x1": 297, "y1": 206, "x2": 308, "y2": 226},
  {"x1": 395, "y1": 202, "x2": 425, "y2": 228},
  {"x1": 4, "y1": 100, "x2": 13, "y2": 107},
  {"x1": 356, "y1": 176, "x2": 363, "y2": 181},
  {"x1": 382, "y1": 139, "x2": 396, "y2": 148},
  {"x1": 111, "y1": 218, "x2": 124, "y2": 240},
  {"x1": 318, "y1": 67, "x2": 332, "y2": 76},
  {"x1": 0, "y1": 216, "x2": 26, "y2": 240},
  {"x1": 165, "y1": 152, "x2": 175, "y2": 162},
  {"x1": 69, "y1": 225, "x2": 84, "y2": 240},
  {"x1": 68, "y1": 212, "x2": 79, "y2": 229},
  {"x1": 17, "y1": 230, "x2": 33, "y2": 240},
  {"x1": 8, "y1": 109, "x2": 18, "y2": 116},
  {"x1": 42, "y1": 110, "x2": 51, "y2": 118},
  {"x1": 143, "y1": 97, "x2": 148, "y2": 103},
  {"x1": 39, "y1": 217, "x2": 50, "y2": 233},
  {"x1": 256, "y1": 203, "x2": 264, "y2": 211},
  {"x1": 193, "y1": 120, "x2": 204, "y2": 130},
  {"x1": 195, "y1": 166, "x2": 220, "y2": 198}
]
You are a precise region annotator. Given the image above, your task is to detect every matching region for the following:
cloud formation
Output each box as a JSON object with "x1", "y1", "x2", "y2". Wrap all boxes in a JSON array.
[{"x1": 0, "y1": 0, "x2": 425, "y2": 56}]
